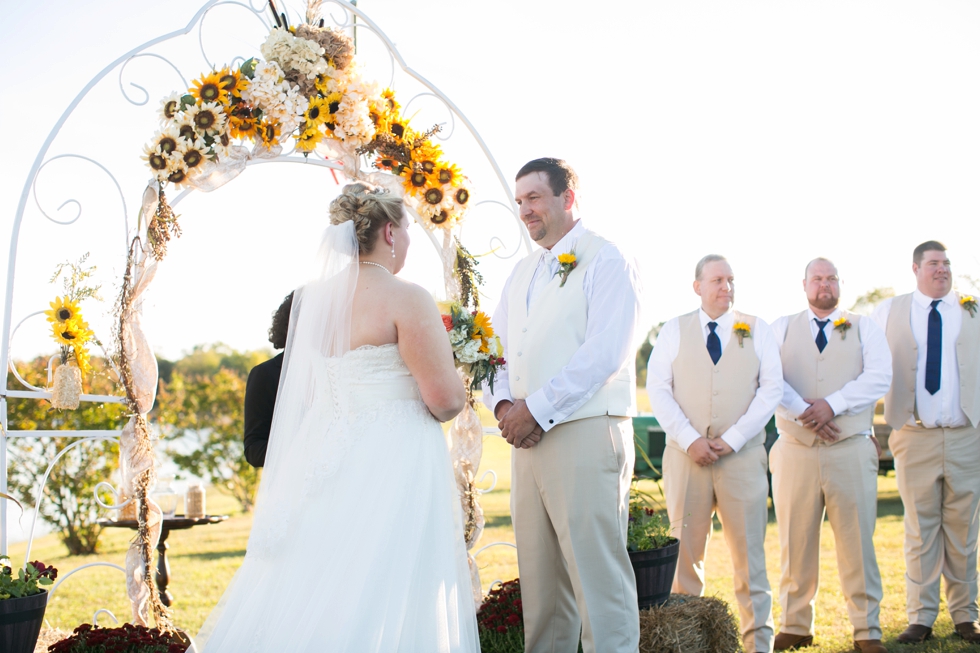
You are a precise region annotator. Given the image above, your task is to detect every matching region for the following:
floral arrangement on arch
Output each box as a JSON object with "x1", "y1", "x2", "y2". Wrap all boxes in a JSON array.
[{"x1": 141, "y1": 0, "x2": 472, "y2": 260}]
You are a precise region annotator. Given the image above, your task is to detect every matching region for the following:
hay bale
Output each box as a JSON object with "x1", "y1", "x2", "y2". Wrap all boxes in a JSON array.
[
  {"x1": 34, "y1": 627, "x2": 69, "y2": 652},
  {"x1": 638, "y1": 594, "x2": 741, "y2": 653}
]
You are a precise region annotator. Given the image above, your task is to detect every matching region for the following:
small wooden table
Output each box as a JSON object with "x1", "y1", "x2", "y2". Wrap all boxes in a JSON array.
[{"x1": 99, "y1": 515, "x2": 228, "y2": 606}]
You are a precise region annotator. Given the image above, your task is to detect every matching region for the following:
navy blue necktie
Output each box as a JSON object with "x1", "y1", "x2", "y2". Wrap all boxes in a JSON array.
[
  {"x1": 925, "y1": 299, "x2": 942, "y2": 395},
  {"x1": 815, "y1": 319, "x2": 830, "y2": 353},
  {"x1": 706, "y1": 321, "x2": 722, "y2": 365}
]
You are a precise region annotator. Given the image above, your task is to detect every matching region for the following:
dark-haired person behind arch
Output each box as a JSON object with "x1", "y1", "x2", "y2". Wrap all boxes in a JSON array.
[{"x1": 243, "y1": 292, "x2": 293, "y2": 468}]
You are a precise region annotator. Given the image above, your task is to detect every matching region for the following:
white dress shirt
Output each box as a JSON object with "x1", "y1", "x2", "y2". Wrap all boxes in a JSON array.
[
  {"x1": 873, "y1": 290, "x2": 968, "y2": 428},
  {"x1": 482, "y1": 219, "x2": 643, "y2": 431},
  {"x1": 645, "y1": 308, "x2": 783, "y2": 453},
  {"x1": 771, "y1": 308, "x2": 892, "y2": 434}
]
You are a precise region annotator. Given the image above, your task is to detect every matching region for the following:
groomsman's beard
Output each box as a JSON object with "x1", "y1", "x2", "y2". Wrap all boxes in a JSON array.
[{"x1": 810, "y1": 295, "x2": 839, "y2": 311}]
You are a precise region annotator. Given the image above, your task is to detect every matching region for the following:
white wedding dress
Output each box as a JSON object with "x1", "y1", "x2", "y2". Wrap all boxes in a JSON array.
[{"x1": 196, "y1": 343, "x2": 480, "y2": 652}]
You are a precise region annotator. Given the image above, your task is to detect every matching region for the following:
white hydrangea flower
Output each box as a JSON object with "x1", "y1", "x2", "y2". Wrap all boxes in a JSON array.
[
  {"x1": 261, "y1": 28, "x2": 329, "y2": 80},
  {"x1": 448, "y1": 327, "x2": 468, "y2": 348},
  {"x1": 242, "y1": 60, "x2": 309, "y2": 137},
  {"x1": 457, "y1": 339, "x2": 483, "y2": 364}
]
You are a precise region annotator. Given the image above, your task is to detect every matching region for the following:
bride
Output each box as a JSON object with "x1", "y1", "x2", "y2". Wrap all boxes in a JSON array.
[{"x1": 195, "y1": 182, "x2": 480, "y2": 652}]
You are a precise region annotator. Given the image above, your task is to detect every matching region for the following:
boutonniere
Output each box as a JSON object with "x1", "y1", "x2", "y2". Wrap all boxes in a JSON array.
[
  {"x1": 733, "y1": 322, "x2": 751, "y2": 347},
  {"x1": 961, "y1": 295, "x2": 978, "y2": 318},
  {"x1": 555, "y1": 252, "x2": 577, "y2": 287},
  {"x1": 833, "y1": 317, "x2": 852, "y2": 339}
]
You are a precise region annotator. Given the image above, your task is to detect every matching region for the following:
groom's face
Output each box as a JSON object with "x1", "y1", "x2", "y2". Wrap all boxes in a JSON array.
[{"x1": 515, "y1": 172, "x2": 574, "y2": 249}]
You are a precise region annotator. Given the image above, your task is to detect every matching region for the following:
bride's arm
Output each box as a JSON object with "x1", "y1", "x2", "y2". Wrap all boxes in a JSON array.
[{"x1": 395, "y1": 283, "x2": 466, "y2": 422}]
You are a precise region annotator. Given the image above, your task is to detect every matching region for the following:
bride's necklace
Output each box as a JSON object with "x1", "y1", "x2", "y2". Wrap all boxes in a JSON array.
[{"x1": 360, "y1": 261, "x2": 392, "y2": 274}]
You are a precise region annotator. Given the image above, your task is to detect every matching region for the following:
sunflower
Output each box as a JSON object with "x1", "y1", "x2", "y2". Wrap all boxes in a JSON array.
[
  {"x1": 51, "y1": 319, "x2": 93, "y2": 347},
  {"x1": 187, "y1": 102, "x2": 227, "y2": 135},
  {"x1": 141, "y1": 141, "x2": 170, "y2": 173},
  {"x1": 410, "y1": 140, "x2": 443, "y2": 169},
  {"x1": 424, "y1": 187, "x2": 444, "y2": 205},
  {"x1": 472, "y1": 311, "x2": 494, "y2": 340},
  {"x1": 45, "y1": 296, "x2": 81, "y2": 325},
  {"x1": 436, "y1": 163, "x2": 463, "y2": 186},
  {"x1": 257, "y1": 120, "x2": 281, "y2": 147},
  {"x1": 73, "y1": 346, "x2": 92, "y2": 376},
  {"x1": 158, "y1": 91, "x2": 183, "y2": 123},
  {"x1": 167, "y1": 157, "x2": 189, "y2": 186},
  {"x1": 430, "y1": 210, "x2": 450, "y2": 225},
  {"x1": 178, "y1": 138, "x2": 207, "y2": 171},
  {"x1": 402, "y1": 170, "x2": 429, "y2": 196},
  {"x1": 217, "y1": 67, "x2": 245, "y2": 98},
  {"x1": 191, "y1": 71, "x2": 229, "y2": 105},
  {"x1": 229, "y1": 106, "x2": 257, "y2": 139},
  {"x1": 295, "y1": 126, "x2": 322, "y2": 152},
  {"x1": 151, "y1": 125, "x2": 181, "y2": 156},
  {"x1": 304, "y1": 96, "x2": 330, "y2": 129}
]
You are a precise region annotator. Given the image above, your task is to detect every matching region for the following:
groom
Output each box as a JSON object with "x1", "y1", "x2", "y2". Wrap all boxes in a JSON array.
[{"x1": 484, "y1": 158, "x2": 642, "y2": 653}]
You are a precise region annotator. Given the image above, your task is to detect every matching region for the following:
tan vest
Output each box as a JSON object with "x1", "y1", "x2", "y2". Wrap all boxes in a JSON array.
[
  {"x1": 668, "y1": 310, "x2": 766, "y2": 450},
  {"x1": 775, "y1": 310, "x2": 873, "y2": 446},
  {"x1": 506, "y1": 231, "x2": 635, "y2": 425},
  {"x1": 883, "y1": 292, "x2": 980, "y2": 429}
]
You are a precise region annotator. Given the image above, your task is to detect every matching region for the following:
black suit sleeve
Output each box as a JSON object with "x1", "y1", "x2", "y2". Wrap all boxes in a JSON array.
[{"x1": 243, "y1": 357, "x2": 281, "y2": 468}]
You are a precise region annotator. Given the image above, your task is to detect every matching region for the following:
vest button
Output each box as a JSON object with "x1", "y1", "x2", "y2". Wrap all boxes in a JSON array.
[
  {"x1": 712, "y1": 413, "x2": 718, "y2": 418},
  {"x1": 818, "y1": 356, "x2": 824, "y2": 361},
  {"x1": 818, "y1": 377, "x2": 824, "y2": 382},
  {"x1": 713, "y1": 391, "x2": 718, "y2": 396}
]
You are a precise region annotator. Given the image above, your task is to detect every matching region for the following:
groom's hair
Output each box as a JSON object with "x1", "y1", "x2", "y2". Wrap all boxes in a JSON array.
[
  {"x1": 268, "y1": 291, "x2": 294, "y2": 350},
  {"x1": 516, "y1": 158, "x2": 579, "y2": 197},
  {"x1": 913, "y1": 240, "x2": 946, "y2": 265}
]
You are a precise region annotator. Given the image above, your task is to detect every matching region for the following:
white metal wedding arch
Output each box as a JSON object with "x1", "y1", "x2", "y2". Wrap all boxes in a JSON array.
[{"x1": 2, "y1": 0, "x2": 529, "y2": 627}]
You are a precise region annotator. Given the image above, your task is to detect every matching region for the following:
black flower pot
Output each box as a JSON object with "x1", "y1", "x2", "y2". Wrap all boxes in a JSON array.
[
  {"x1": 629, "y1": 538, "x2": 679, "y2": 609},
  {"x1": 0, "y1": 589, "x2": 48, "y2": 653}
]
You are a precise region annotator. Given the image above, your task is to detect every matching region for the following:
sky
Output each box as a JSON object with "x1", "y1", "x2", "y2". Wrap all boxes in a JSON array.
[{"x1": 2, "y1": 0, "x2": 980, "y2": 369}]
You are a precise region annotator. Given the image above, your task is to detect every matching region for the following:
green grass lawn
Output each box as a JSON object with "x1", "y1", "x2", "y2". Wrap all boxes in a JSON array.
[{"x1": 7, "y1": 394, "x2": 978, "y2": 651}]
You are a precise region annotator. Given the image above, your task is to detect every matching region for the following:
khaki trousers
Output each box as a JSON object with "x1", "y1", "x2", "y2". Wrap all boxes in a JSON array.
[
  {"x1": 663, "y1": 442, "x2": 774, "y2": 653},
  {"x1": 890, "y1": 423, "x2": 980, "y2": 626},
  {"x1": 512, "y1": 415, "x2": 639, "y2": 653},
  {"x1": 769, "y1": 435, "x2": 882, "y2": 640}
]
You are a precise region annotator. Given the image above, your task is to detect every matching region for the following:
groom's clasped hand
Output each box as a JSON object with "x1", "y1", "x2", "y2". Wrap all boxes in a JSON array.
[{"x1": 494, "y1": 398, "x2": 544, "y2": 448}]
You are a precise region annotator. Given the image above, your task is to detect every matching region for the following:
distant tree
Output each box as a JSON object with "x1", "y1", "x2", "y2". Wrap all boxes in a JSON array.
[
  {"x1": 959, "y1": 275, "x2": 980, "y2": 294},
  {"x1": 635, "y1": 322, "x2": 665, "y2": 387},
  {"x1": 850, "y1": 287, "x2": 895, "y2": 315},
  {"x1": 6, "y1": 356, "x2": 127, "y2": 555},
  {"x1": 155, "y1": 346, "x2": 270, "y2": 513}
]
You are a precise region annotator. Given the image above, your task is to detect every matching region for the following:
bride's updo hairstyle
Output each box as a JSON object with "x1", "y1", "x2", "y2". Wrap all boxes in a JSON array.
[{"x1": 328, "y1": 182, "x2": 405, "y2": 253}]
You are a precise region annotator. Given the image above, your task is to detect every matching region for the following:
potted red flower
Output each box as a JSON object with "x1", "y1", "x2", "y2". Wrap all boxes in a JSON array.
[
  {"x1": 0, "y1": 556, "x2": 58, "y2": 653},
  {"x1": 477, "y1": 579, "x2": 525, "y2": 653},
  {"x1": 49, "y1": 623, "x2": 191, "y2": 653},
  {"x1": 627, "y1": 487, "x2": 679, "y2": 609}
]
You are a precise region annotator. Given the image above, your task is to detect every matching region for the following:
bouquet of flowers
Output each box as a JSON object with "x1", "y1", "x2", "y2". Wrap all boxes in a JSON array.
[
  {"x1": 0, "y1": 556, "x2": 57, "y2": 600},
  {"x1": 48, "y1": 623, "x2": 189, "y2": 653},
  {"x1": 442, "y1": 303, "x2": 505, "y2": 393},
  {"x1": 44, "y1": 255, "x2": 101, "y2": 409}
]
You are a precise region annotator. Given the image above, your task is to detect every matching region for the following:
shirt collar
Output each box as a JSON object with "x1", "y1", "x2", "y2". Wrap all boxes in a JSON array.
[
  {"x1": 913, "y1": 288, "x2": 957, "y2": 308},
  {"x1": 807, "y1": 307, "x2": 841, "y2": 324},
  {"x1": 699, "y1": 307, "x2": 734, "y2": 331},
  {"x1": 543, "y1": 220, "x2": 585, "y2": 259}
]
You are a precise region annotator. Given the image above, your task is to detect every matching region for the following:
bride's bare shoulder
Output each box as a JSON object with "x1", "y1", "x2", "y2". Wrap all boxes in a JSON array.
[{"x1": 388, "y1": 277, "x2": 436, "y2": 308}]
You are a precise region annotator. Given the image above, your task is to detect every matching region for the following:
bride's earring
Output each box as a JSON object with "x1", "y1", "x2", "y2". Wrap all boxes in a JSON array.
[{"x1": 391, "y1": 237, "x2": 396, "y2": 258}]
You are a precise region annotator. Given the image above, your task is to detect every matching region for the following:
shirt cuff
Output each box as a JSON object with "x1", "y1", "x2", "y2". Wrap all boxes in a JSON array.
[
  {"x1": 525, "y1": 390, "x2": 560, "y2": 432},
  {"x1": 788, "y1": 396, "x2": 811, "y2": 420},
  {"x1": 673, "y1": 426, "x2": 703, "y2": 453},
  {"x1": 825, "y1": 392, "x2": 847, "y2": 417},
  {"x1": 721, "y1": 427, "x2": 748, "y2": 453}
]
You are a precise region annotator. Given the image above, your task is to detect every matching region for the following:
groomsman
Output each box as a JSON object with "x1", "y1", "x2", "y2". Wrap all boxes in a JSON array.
[
  {"x1": 484, "y1": 158, "x2": 642, "y2": 653},
  {"x1": 647, "y1": 254, "x2": 781, "y2": 653},
  {"x1": 770, "y1": 258, "x2": 891, "y2": 653},
  {"x1": 873, "y1": 241, "x2": 980, "y2": 644}
]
